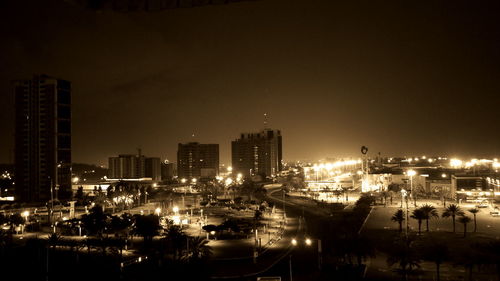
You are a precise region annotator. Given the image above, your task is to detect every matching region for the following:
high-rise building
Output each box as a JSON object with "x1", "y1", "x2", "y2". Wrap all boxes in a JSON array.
[
  {"x1": 177, "y1": 142, "x2": 219, "y2": 179},
  {"x1": 108, "y1": 152, "x2": 161, "y2": 181},
  {"x1": 145, "y1": 157, "x2": 161, "y2": 181},
  {"x1": 161, "y1": 161, "x2": 177, "y2": 181},
  {"x1": 231, "y1": 129, "x2": 282, "y2": 178},
  {"x1": 108, "y1": 154, "x2": 139, "y2": 179},
  {"x1": 14, "y1": 74, "x2": 72, "y2": 202}
]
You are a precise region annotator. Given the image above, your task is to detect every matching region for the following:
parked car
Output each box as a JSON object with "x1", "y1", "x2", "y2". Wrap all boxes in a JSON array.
[
  {"x1": 477, "y1": 201, "x2": 489, "y2": 208},
  {"x1": 490, "y1": 206, "x2": 500, "y2": 217}
]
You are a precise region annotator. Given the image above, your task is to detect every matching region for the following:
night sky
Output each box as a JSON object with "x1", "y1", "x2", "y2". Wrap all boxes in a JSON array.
[{"x1": 1, "y1": 0, "x2": 499, "y2": 166}]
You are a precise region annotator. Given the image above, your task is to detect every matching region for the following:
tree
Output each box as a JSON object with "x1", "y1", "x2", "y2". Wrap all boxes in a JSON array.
[
  {"x1": 165, "y1": 225, "x2": 187, "y2": 261},
  {"x1": 81, "y1": 205, "x2": 108, "y2": 236},
  {"x1": 386, "y1": 236, "x2": 421, "y2": 281},
  {"x1": 47, "y1": 233, "x2": 62, "y2": 251},
  {"x1": 254, "y1": 209, "x2": 263, "y2": 221},
  {"x1": 75, "y1": 186, "x2": 84, "y2": 201},
  {"x1": 476, "y1": 240, "x2": 500, "y2": 281},
  {"x1": 186, "y1": 236, "x2": 212, "y2": 262},
  {"x1": 442, "y1": 204, "x2": 464, "y2": 233},
  {"x1": 391, "y1": 209, "x2": 405, "y2": 233},
  {"x1": 411, "y1": 208, "x2": 426, "y2": 235},
  {"x1": 351, "y1": 236, "x2": 376, "y2": 266},
  {"x1": 458, "y1": 215, "x2": 471, "y2": 238},
  {"x1": 134, "y1": 214, "x2": 160, "y2": 248},
  {"x1": 419, "y1": 204, "x2": 439, "y2": 232},
  {"x1": 468, "y1": 208, "x2": 480, "y2": 232},
  {"x1": 422, "y1": 241, "x2": 449, "y2": 281},
  {"x1": 380, "y1": 191, "x2": 391, "y2": 206}
]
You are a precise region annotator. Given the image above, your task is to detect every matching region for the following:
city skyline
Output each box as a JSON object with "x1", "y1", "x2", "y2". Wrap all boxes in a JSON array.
[
  {"x1": 1, "y1": 1, "x2": 500, "y2": 280},
  {"x1": 1, "y1": 0, "x2": 500, "y2": 165}
]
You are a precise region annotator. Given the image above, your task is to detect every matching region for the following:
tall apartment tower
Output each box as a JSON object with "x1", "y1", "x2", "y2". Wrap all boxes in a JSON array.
[
  {"x1": 108, "y1": 152, "x2": 161, "y2": 181},
  {"x1": 231, "y1": 129, "x2": 282, "y2": 178},
  {"x1": 177, "y1": 142, "x2": 219, "y2": 179},
  {"x1": 14, "y1": 74, "x2": 72, "y2": 202}
]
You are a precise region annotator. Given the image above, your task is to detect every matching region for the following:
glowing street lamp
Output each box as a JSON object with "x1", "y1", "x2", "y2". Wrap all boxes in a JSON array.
[
  {"x1": 290, "y1": 236, "x2": 322, "y2": 270},
  {"x1": 155, "y1": 207, "x2": 161, "y2": 215},
  {"x1": 181, "y1": 178, "x2": 187, "y2": 184},
  {"x1": 191, "y1": 178, "x2": 197, "y2": 184},
  {"x1": 173, "y1": 206, "x2": 179, "y2": 214}
]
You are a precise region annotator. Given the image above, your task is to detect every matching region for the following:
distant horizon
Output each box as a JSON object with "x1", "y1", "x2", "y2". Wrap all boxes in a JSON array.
[{"x1": 2, "y1": 153, "x2": 499, "y2": 168}]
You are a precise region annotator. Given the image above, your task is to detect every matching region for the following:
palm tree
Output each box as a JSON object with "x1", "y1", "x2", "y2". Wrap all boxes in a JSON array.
[
  {"x1": 165, "y1": 225, "x2": 187, "y2": 261},
  {"x1": 134, "y1": 214, "x2": 160, "y2": 249},
  {"x1": 387, "y1": 237, "x2": 421, "y2": 281},
  {"x1": 411, "y1": 208, "x2": 426, "y2": 235},
  {"x1": 391, "y1": 209, "x2": 405, "y2": 233},
  {"x1": 420, "y1": 204, "x2": 439, "y2": 232},
  {"x1": 47, "y1": 233, "x2": 62, "y2": 251},
  {"x1": 422, "y1": 242, "x2": 449, "y2": 281},
  {"x1": 442, "y1": 204, "x2": 464, "y2": 233},
  {"x1": 458, "y1": 215, "x2": 471, "y2": 238},
  {"x1": 186, "y1": 236, "x2": 212, "y2": 262},
  {"x1": 468, "y1": 208, "x2": 480, "y2": 232}
]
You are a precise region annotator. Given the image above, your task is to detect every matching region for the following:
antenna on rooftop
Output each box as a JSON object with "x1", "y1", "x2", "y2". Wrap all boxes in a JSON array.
[{"x1": 264, "y1": 113, "x2": 269, "y2": 128}]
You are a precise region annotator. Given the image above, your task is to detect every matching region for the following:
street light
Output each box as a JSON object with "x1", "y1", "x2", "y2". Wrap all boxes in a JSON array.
[
  {"x1": 155, "y1": 207, "x2": 161, "y2": 215},
  {"x1": 290, "y1": 237, "x2": 323, "y2": 271},
  {"x1": 305, "y1": 238, "x2": 312, "y2": 246},
  {"x1": 22, "y1": 210, "x2": 29, "y2": 233},
  {"x1": 401, "y1": 189, "x2": 409, "y2": 237},
  {"x1": 407, "y1": 170, "x2": 417, "y2": 207},
  {"x1": 173, "y1": 206, "x2": 179, "y2": 214}
]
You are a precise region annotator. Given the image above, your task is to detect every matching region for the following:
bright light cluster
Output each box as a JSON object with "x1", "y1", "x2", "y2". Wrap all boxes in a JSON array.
[
  {"x1": 1, "y1": 171, "x2": 11, "y2": 180},
  {"x1": 450, "y1": 158, "x2": 463, "y2": 168},
  {"x1": 113, "y1": 195, "x2": 134, "y2": 206},
  {"x1": 450, "y1": 158, "x2": 499, "y2": 169}
]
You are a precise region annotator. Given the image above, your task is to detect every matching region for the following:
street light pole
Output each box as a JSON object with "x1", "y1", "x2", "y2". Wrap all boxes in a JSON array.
[
  {"x1": 282, "y1": 186, "x2": 286, "y2": 220},
  {"x1": 405, "y1": 195, "x2": 409, "y2": 237},
  {"x1": 318, "y1": 239, "x2": 322, "y2": 270},
  {"x1": 407, "y1": 170, "x2": 416, "y2": 207},
  {"x1": 49, "y1": 176, "x2": 54, "y2": 225}
]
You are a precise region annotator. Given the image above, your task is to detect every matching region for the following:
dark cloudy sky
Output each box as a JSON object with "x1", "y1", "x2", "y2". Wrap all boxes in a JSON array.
[{"x1": 1, "y1": 0, "x2": 499, "y2": 166}]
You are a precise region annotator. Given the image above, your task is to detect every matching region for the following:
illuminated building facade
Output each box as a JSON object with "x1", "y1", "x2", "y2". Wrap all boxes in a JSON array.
[
  {"x1": 108, "y1": 152, "x2": 161, "y2": 181},
  {"x1": 177, "y1": 142, "x2": 219, "y2": 179},
  {"x1": 231, "y1": 129, "x2": 282, "y2": 178},
  {"x1": 14, "y1": 74, "x2": 72, "y2": 202}
]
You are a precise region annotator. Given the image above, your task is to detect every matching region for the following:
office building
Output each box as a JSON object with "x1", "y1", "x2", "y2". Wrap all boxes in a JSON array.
[
  {"x1": 108, "y1": 151, "x2": 161, "y2": 181},
  {"x1": 231, "y1": 128, "x2": 282, "y2": 178},
  {"x1": 145, "y1": 157, "x2": 161, "y2": 181},
  {"x1": 14, "y1": 74, "x2": 72, "y2": 202},
  {"x1": 177, "y1": 142, "x2": 219, "y2": 179}
]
